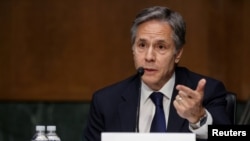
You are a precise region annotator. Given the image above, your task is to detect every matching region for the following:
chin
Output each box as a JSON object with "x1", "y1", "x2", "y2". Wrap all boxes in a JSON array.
[{"x1": 143, "y1": 78, "x2": 159, "y2": 87}]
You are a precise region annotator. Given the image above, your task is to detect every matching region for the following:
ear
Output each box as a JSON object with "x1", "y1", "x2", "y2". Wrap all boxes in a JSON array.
[{"x1": 175, "y1": 48, "x2": 183, "y2": 63}]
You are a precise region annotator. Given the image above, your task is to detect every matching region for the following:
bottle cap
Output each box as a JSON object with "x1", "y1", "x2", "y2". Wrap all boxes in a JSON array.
[
  {"x1": 36, "y1": 125, "x2": 45, "y2": 131},
  {"x1": 47, "y1": 125, "x2": 56, "y2": 131}
]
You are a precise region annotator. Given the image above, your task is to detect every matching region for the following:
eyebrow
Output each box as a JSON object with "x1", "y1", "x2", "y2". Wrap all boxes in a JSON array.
[
  {"x1": 137, "y1": 38, "x2": 147, "y2": 42},
  {"x1": 156, "y1": 40, "x2": 167, "y2": 44},
  {"x1": 137, "y1": 38, "x2": 167, "y2": 42}
]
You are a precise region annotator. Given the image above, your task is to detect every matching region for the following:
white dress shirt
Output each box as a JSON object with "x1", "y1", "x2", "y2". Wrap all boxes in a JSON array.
[{"x1": 138, "y1": 72, "x2": 212, "y2": 139}]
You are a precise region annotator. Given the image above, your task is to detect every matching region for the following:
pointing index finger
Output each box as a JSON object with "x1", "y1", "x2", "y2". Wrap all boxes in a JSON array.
[
  {"x1": 176, "y1": 78, "x2": 206, "y2": 98},
  {"x1": 196, "y1": 78, "x2": 206, "y2": 93}
]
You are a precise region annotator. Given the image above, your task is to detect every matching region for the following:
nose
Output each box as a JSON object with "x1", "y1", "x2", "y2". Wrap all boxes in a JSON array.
[{"x1": 145, "y1": 46, "x2": 155, "y2": 61}]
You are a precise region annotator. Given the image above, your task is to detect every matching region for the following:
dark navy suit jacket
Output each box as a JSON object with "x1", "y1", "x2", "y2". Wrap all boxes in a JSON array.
[{"x1": 84, "y1": 67, "x2": 232, "y2": 141}]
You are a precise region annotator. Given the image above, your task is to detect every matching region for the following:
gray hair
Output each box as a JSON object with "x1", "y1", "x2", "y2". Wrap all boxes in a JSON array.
[{"x1": 130, "y1": 6, "x2": 186, "y2": 51}]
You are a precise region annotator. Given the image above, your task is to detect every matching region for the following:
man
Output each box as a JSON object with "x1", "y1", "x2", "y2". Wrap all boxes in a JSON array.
[{"x1": 84, "y1": 6, "x2": 232, "y2": 141}]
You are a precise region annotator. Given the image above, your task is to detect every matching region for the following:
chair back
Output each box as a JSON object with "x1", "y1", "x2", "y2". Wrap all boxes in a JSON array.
[{"x1": 225, "y1": 92, "x2": 237, "y2": 124}]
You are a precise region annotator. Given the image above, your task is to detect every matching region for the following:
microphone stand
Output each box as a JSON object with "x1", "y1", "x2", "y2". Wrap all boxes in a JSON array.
[{"x1": 135, "y1": 67, "x2": 144, "y2": 132}]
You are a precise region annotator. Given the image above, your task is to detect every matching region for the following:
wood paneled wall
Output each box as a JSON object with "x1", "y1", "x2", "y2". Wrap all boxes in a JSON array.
[{"x1": 0, "y1": 0, "x2": 249, "y2": 101}]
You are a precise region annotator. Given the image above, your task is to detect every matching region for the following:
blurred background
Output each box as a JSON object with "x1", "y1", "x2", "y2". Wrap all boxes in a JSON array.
[{"x1": 0, "y1": 0, "x2": 249, "y2": 141}]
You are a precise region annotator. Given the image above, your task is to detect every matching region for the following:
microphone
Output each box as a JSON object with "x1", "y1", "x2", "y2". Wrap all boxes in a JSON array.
[
  {"x1": 137, "y1": 67, "x2": 144, "y2": 77},
  {"x1": 135, "y1": 67, "x2": 144, "y2": 132}
]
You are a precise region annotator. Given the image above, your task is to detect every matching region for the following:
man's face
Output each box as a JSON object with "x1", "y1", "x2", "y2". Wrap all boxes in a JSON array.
[{"x1": 133, "y1": 20, "x2": 183, "y2": 90}]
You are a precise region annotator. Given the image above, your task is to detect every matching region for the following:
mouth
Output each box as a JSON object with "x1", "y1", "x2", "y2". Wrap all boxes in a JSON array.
[{"x1": 144, "y1": 68, "x2": 157, "y2": 74}]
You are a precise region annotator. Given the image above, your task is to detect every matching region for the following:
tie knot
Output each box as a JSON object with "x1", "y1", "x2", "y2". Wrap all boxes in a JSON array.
[{"x1": 150, "y1": 92, "x2": 164, "y2": 106}]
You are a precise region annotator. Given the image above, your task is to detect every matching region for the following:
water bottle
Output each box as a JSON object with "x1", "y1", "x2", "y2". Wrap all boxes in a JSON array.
[
  {"x1": 31, "y1": 125, "x2": 48, "y2": 141},
  {"x1": 46, "y1": 125, "x2": 61, "y2": 141}
]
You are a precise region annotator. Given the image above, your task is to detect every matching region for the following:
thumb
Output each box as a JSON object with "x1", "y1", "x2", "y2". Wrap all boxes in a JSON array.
[{"x1": 196, "y1": 78, "x2": 206, "y2": 93}]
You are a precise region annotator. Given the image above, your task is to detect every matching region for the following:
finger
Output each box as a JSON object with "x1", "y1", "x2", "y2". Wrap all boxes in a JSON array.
[
  {"x1": 175, "y1": 94, "x2": 188, "y2": 107},
  {"x1": 176, "y1": 85, "x2": 194, "y2": 98},
  {"x1": 176, "y1": 94, "x2": 183, "y2": 101},
  {"x1": 174, "y1": 97, "x2": 183, "y2": 109},
  {"x1": 195, "y1": 78, "x2": 206, "y2": 93},
  {"x1": 178, "y1": 90, "x2": 190, "y2": 99},
  {"x1": 176, "y1": 79, "x2": 206, "y2": 98}
]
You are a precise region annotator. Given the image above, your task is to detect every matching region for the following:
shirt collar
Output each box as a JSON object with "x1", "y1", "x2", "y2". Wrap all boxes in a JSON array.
[{"x1": 141, "y1": 72, "x2": 175, "y2": 104}]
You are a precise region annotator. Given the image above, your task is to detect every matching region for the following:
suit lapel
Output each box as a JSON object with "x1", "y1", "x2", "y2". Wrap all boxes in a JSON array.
[
  {"x1": 167, "y1": 88, "x2": 186, "y2": 131},
  {"x1": 118, "y1": 75, "x2": 140, "y2": 131},
  {"x1": 167, "y1": 67, "x2": 195, "y2": 131}
]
